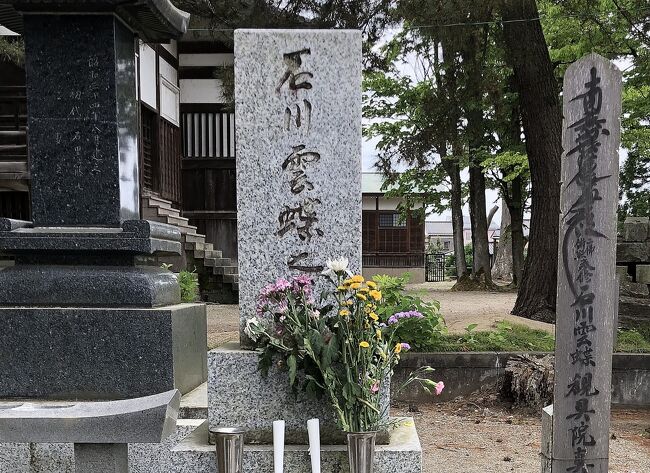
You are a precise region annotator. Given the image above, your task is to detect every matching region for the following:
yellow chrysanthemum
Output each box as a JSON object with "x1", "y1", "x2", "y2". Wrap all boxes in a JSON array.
[
  {"x1": 350, "y1": 282, "x2": 362, "y2": 290},
  {"x1": 369, "y1": 312, "x2": 379, "y2": 321},
  {"x1": 359, "y1": 341, "x2": 370, "y2": 348},
  {"x1": 339, "y1": 309, "x2": 351, "y2": 317},
  {"x1": 369, "y1": 290, "x2": 382, "y2": 301},
  {"x1": 351, "y1": 275, "x2": 365, "y2": 283},
  {"x1": 358, "y1": 287, "x2": 369, "y2": 293},
  {"x1": 356, "y1": 293, "x2": 367, "y2": 301},
  {"x1": 343, "y1": 278, "x2": 353, "y2": 286},
  {"x1": 337, "y1": 285, "x2": 346, "y2": 292},
  {"x1": 394, "y1": 343, "x2": 402, "y2": 354},
  {"x1": 366, "y1": 281, "x2": 377, "y2": 289}
]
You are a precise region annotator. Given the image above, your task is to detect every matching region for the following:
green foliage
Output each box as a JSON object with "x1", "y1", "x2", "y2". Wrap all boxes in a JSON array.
[
  {"x1": 430, "y1": 322, "x2": 556, "y2": 352},
  {"x1": 371, "y1": 274, "x2": 446, "y2": 350},
  {"x1": 539, "y1": 0, "x2": 650, "y2": 219},
  {"x1": 481, "y1": 150, "x2": 529, "y2": 184},
  {"x1": 0, "y1": 37, "x2": 24, "y2": 67},
  {"x1": 178, "y1": 270, "x2": 199, "y2": 302},
  {"x1": 161, "y1": 264, "x2": 199, "y2": 302},
  {"x1": 616, "y1": 325, "x2": 650, "y2": 353},
  {"x1": 445, "y1": 243, "x2": 473, "y2": 276},
  {"x1": 247, "y1": 272, "x2": 441, "y2": 433}
]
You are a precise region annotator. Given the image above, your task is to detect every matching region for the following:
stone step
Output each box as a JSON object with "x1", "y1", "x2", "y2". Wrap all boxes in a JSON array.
[
  {"x1": 204, "y1": 249, "x2": 222, "y2": 259},
  {"x1": 185, "y1": 241, "x2": 213, "y2": 252},
  {"x1": 184, "y1": 233, "x2": 207, "y2": 244},
  {"x1": 156, "y1": 206, "x2": 182, "y2": 219},
  {"x1": 172, "y1": 419, "x2": 421, "y2": 473},
  {"x1": 141, "y1": 206, "x2": 162, "y2": 220},
  {"x1": 175, "y1": 224, "x2": 197, "y2": 236},
  {"x1": 179, "y1": 382, "x2": 208, "y2": 420},
  {"x1": 165, "y1": 215, "x2": 190, "y2": 227},
  {"x1": 192, "y1": 249, "x2": 223, "y2": 260},
  {"x1": 203, "y1": 257, "x2": 232, "y2": 268},
  {"x1": 212, "y1": 265, "x2": 238, "y2": 275},
  {"x1": 223, "y1": 273, "x2": 239, "y2": 284},
  {"x1": 143, "y1": 195, "x2": 174, "y2": 210}
]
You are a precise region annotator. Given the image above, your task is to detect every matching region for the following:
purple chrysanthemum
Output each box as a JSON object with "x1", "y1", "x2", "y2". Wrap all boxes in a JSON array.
[{"x1": 387, "y1": 310, "x2": 424, "y2": 325}]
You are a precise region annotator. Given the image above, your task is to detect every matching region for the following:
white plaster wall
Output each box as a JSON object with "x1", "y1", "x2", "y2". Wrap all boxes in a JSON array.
[
  {"x1": 139, "y1": 43, "x2": 157, "y2": 110},
  {"x1": 180, "y1": 79, "x2": 226, "y2": 103},
  {"x1": 161, "y1": 39, "x2": 177, "y2": 57},
  {"x1": 362, "y1": 196, "x2": 377, "y2": 210},
  {"x1": 159, "y1": 57, "x2": 178, "y2": 85}
]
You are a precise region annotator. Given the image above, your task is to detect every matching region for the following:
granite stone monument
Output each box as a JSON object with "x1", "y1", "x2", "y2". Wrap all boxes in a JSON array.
[
  {"x1": 208, "y1": 29, "x2": 366, "y2": 445},
  {"x1": 543, "y1": 53, "x2": 621, "y2": 473},
  {"x1": 0, "y1": 0, "x2": 206, "y2": 399},
  {"x1": 235, "y1": 29, "x2": 363, "y2": 346}
]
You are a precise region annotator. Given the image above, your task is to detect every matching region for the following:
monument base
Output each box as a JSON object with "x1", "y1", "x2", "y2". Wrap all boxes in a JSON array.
[
  {"x1": 173, "y1": 419, "x2": 421, "y2": 473},
  {"x1": 208, "y1": 343, "x2": 390, "y2": 445},
  {"x1": 0, "y1": 304, "x2": 207, "y2": 399}
]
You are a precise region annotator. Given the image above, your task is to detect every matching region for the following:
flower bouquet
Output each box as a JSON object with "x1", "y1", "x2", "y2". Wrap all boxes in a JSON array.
[{"x1": 245, "y1": 258, "x2": 443, "y2": 471}]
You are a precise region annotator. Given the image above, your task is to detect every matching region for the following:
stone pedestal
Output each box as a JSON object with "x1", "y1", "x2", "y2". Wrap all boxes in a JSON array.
[
  {"x1": 207, "y1": 343, "x2": 389, "y2": 445},
  {"x1": 0, "y1": 304, "x2": 206, "y2": 399},
  {"x1": 0, "y1": 0, "x2": 202, "y2": 404},
  {"x1": 173, "y1": 419, "x2": 421, "y2": 473}
]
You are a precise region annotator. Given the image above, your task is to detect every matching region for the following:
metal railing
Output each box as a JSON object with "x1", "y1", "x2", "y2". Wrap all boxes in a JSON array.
[{"x1": 362, "y1": 252, "x2": 425, "y2": 268}]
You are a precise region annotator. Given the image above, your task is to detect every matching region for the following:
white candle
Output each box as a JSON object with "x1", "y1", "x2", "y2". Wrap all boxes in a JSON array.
[
  {"x1": 273, "y1": 420, "x2": 285, "y2": 473},
  {"x1": 307, "y1": 418, "x2": 321, "y2": 473}
]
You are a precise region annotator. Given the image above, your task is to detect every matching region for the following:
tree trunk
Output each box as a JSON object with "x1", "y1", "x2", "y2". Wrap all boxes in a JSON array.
[
  {"x1": 462, "y1": 22, "x2": 492, "y2": 284},
  {"x1": 442, "y1": 153, "x2": 467, "y2": 278},
  {"x1": 469, "y1": 161, "x2": 492, "y2": 278},
  {"x1": 509, "y1": 175, "x2": 525, "y2": 286},
  {"x1": 502, "y1": 354, "x2": 555, "y2": 408},
  {"x1": 492, "y1": 200, "x2": 513, "y2": 282},
  {"x1": 502, "y1": 0, "x2": 562, "y2": 322}
]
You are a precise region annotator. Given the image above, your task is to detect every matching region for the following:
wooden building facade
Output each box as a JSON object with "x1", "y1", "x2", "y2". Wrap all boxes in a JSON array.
[
  {"x1": 362, "y1": 173, "x2": 426, "y2": 283},
  {"x1": 177, "y1": 40, "x2": 237, "y2": 259}
]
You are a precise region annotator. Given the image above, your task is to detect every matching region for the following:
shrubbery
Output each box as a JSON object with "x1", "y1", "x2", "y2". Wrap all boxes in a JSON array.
[{"x1": 372, "y1": 274, "x2": 446, "y2": 350}]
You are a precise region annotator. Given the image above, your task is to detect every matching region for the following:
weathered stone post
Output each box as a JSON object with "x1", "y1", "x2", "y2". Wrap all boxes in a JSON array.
[{"x1": 548, "y1": 53, "x2": 621, "y2": 472}]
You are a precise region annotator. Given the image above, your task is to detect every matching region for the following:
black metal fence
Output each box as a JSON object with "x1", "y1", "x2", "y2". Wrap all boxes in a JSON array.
[{"x1": 425, "y1": 253, "x2": 447, "y2": 282}]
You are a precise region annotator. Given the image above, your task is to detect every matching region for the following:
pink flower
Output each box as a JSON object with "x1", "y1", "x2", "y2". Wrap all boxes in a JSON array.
[
  {"x1": 292, "y1": 274, "x2": 313, "y2": 287},
  {"x1": 274, "y1": 278, "x2": 292, "y2": 291},
  {"x1": 371, "y1": 381, "x2": 380, "y2": 393},
  {"x1": 435, "y1": 381, "x2": 444, "y2": 396}
]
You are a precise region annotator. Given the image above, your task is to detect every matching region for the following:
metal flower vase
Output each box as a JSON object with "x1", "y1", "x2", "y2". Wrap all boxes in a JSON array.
[
  {"x1": 214, "y1": 427, "x2": 245, "y2": 473},
  {"x1": 346, "y1": 431, "x2": 377, "y2": 473}
]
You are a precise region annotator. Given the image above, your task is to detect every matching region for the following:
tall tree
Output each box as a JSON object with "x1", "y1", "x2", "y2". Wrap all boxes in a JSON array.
[
  {"x1": 364, "y1": 28, "x2": 469, "y2": 280},
  {"x1": 501, "y1": 0, "x2": 562, "y2": 322}
]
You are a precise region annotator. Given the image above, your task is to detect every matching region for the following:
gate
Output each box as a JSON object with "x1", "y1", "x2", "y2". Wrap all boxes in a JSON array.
[{"x1": 425, "y1": 253, "x2": 446, "y2": 282}]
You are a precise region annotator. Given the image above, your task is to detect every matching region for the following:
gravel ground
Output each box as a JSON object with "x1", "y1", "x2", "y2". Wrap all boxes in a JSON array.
[
  {"x1": 393, "y1": 396, "x2": 650, "y2": 473},
  {"x1": 205, "y1": 288, "x2": 648, "y2": 470},
  {"x1": 407, "y1": 281, "x2": 554, "y2": 334}
]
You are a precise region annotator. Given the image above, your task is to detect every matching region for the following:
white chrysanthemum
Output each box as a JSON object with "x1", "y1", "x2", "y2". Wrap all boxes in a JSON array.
[
  {"x1": 244, "y1": 317, "x2": 262, "y2": 341},
  {"x1": 322, "y1": 257, "x2": 351, "y2": 277}
]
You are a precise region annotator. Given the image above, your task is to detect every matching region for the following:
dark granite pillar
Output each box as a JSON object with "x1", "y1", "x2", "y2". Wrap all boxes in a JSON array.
[
  {"x1": 0, "y1": 1, "x2": 206, "y2": 399},
  {"x1": 24, "y1": 15, "x2": 139, "y2": 226}
]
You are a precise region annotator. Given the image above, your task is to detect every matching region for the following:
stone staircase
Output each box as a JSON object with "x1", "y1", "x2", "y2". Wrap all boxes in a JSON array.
[{"x1": 142, "y1": 194, "x2": 239, "y2": 303}]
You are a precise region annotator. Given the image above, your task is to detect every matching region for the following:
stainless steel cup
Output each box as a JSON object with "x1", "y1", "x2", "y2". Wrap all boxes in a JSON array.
[
  {"x1": 214, "y1": 427, "x2": 245, "y2": 473},
  {"x1": 346, "y1": 431, "x2": 377, "y2": 473}
]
